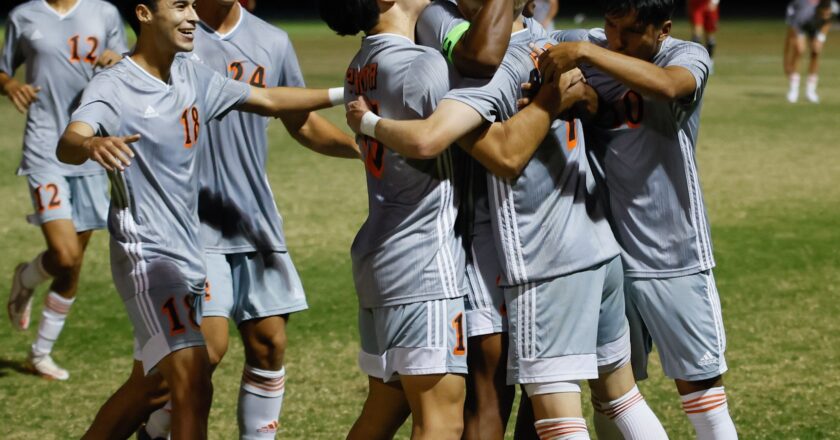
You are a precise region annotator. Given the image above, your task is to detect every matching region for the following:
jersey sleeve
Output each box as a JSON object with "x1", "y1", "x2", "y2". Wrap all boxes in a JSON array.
[
  {"x1": 665, "y1": 41, "x2": 711, "y2": 107},
  {"x1": 416, "y1": 1, "x2": 468, "y2": 53},
  {"x1": 193, "y1": 62, "x2": 251, "y2": 122},
  {"x1": 442, "y1": 63, "x2": 518, "y2": 123},
  {"x1": 402, "y1": 51, "x2": 454, "y2": 117},
  {"x1": 0, "y1": 16, "x2": 23, "y2": 76},
  {"x1": 70, "y1": 76, "x2": 123, "y2": 136},
  {"x1": 104, "y1": 5, "x2": 130, "y2": 54},
  {"x1": 551, "y1": 28, "x2": 591, "y2": 43},
  {"x1": 275, "y1": 36, "x2": 305, "y2": 88}
]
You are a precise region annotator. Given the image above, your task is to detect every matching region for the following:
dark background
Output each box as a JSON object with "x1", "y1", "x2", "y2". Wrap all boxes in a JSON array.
[{"x1": 2, "y1": 0, "x2": 796, "y2": 21}]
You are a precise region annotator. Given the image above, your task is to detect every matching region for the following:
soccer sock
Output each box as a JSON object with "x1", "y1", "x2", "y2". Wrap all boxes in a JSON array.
[
  {"x1": 591, "y1": 399, "x2": 623, "y2": 440},
  {"x1": 807, "y1": 74, "x2": 819, "y2": 93},
  {"x1": 534, "y1": 417, "x2": 590, "y2": 440},
  {"x1": 789, "y1": 73, "x2": 801, "y2": 91},
  {"x1": 598, "y1": 385, "x2": 668, "y2": 440},
  {"x1": 706, "y1": 37, "x2": 716, "y2": 58},
  {"x1": 21, "y1": 253, "x2": 51, "y2": 289},
  {"x1": 31, "y1": 292, "x2": 74, "y2": 357},
  {"x1": 238, "y1": 365, "x2": 286, "y2": 439},
  {"x1": 144, "y1": 402, "x2": 172, "y2": 439},
  {"x1": 681, "y1": 387, "x2": 738, "y2": 440}
]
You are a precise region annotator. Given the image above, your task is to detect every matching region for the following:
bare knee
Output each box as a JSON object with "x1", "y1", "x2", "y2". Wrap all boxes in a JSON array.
[
  {"x1": 242, "y1": 318, "x2": 288, "y2": 369},
  {"x1": 48, "y1": 244, "x2": 83, "y2": 273}
]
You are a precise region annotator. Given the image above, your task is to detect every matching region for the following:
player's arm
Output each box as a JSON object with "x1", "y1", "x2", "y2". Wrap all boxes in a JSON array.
[
  {"x1": 0, "y1": 72, "x2": 40, "y2": 113},
  {"x1": 449, "y1": 0, "x2": 514, "y2": 77},
  {"x1": 279, "y1": 111, "x2": 361, "y2": 159},
  {"x1": 539, "y1": 41, "x2": 699, "y2": 101},
  {"x1": 57, "y1": 121, "x2": 138, "y2": 171},
  {"x1": 239, "y1": 86, "x2": 340, "y2": 117}
]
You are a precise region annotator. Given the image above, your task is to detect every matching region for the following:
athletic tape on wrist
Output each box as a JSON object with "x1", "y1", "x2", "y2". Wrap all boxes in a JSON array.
[
  {"x1": 442, "y1": 22, "x2": 471, "y2": 64},
  {"x1": 329, "y1": 87, "x2": 344, "y2": 106},
  {"x1": 360, "y1": 112, "x2": 381, "y2": 138}
]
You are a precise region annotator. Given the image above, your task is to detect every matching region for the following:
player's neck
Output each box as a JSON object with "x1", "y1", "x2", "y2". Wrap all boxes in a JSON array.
[
  {"x1": 512, "y1": 17, "x2": 525, "y2": 34},
  {"x1": 197, "y1": 1, "x2": 242, "y2": 34},
  {"x1": 367, "y1": 8, "x2": 417, "y2": 42},
  {"x1": 44, "y1": 0, "x2": 79, "y2": 14},
  {"x1": 131, "y1": 38, "x2": 177, "y2": 83}
]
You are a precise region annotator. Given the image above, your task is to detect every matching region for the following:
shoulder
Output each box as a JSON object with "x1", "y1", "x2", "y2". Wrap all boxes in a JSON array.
[
  {"x1": 8, "y1": 1, "x2": 40, "y2": 22},
  {"x1": 419, "y1": 0, "x2": 462, "y2": 21},
  {"x1": 406, "y1": 46, "x2": 450, "y2": 83},
  {"x1": 659, "y1": 37, "x2": 711, "y2": 65}
]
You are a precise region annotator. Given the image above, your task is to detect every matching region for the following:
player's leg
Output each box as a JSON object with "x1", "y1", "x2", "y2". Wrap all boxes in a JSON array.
[
  {"x1": 83, "y1": 359, "x2": 169, "y2": 439},
  {"x1": 347, "y1": 376, "x2": 411, "y2": 440},
  {"x1": 401, "y1": 373, "x2": 466, "y2": 439},
  {"x1": 513, "y1": 390, "x2": 539, "y2": 440},
  {"x1": 629, "y1": 273, "x2": 738, "y2": 439},
  {"x1": 588, "y1": 257, "x2": 667, "y2": 440},
  {"x1": 703, "y1": 7, "x2": 719, "y2": 60},
  {"x1": 784, "y1": 27, "x2": 806, "y2": 102},
  {"x1": 155, "y1": 346, "x2": 213, "y2": 439},
  {"x1": 805, "y1": 34, "x2": 825, "y2": 103},
  {"x1": 234, "y1": 251, "x2": 308, "y2": 438},
  {"x1": 688, "y1": 0, "x2": 704, "y2": 44}
]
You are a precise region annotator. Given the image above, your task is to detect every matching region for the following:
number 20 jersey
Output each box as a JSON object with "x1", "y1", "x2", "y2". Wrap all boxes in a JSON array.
[
  {"x1": 345, "y1": 34, "x2": 466, "y2": 308},
  {"x1": 0, "y1": 0, "x2": 128, "y2": 176},
  {"x1": 191, "y1": 9, "x2": 306, "y2": 254}
]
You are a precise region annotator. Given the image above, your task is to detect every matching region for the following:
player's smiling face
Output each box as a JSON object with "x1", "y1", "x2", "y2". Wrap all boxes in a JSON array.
[
  {"x1": 150, "y1": 0, "x2": 199, "y2": 52},
  {"x1": 604, "y1": 10, "x2": 671, "y2": 60}
]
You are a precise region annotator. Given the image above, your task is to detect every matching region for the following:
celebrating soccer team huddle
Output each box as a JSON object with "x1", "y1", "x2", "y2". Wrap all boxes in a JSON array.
[{"x1": 2, "y1": 0, "x2": 744, "y2": 438}]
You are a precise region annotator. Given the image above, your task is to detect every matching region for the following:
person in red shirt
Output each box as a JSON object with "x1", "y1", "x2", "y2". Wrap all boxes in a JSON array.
[{"x1": 687, "y1": 0, "x2": 720, "y2": 59}]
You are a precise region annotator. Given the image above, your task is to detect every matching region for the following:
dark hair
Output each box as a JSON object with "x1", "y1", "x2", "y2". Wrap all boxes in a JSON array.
[
  {"x1": 603, "y1": 0, "x2": 675, "y2": 26},
  {"x1": 319, "y1": 0, "x2": 380, "y2": 36}
]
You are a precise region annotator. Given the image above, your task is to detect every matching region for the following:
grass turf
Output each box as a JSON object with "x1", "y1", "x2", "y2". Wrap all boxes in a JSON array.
[{"x1": 0, "y1": 18, "x2": 838, "y2": 439}]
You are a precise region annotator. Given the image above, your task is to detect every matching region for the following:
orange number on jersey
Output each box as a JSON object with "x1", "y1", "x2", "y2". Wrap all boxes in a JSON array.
[
  {"x1": 180, "y1": 106, "x2": 200, "y2": 148},
  {"x1": 566, "y1": 119, "x2": 578, "y2": 151},
  {"x1": 229, "y1": 62, "x2": 267, "y2": 88},
  {"x1": 229, "y1": 62, "x2": 245, "y2": 81},
  {"x1": 68, "y1": 35, "x2": 99, "y2": 64},
  {"x1": 622, "y1": 90, "x2": 644, "y2": 128},
  {"x1": 68, "y1": 35, "x2": 81, "y2": 62},
  {"x1": 84, "y1": 37, "x2": 99, "y2": 64},
  {"x1": 248, "y1": 65, "x2": 266, "y2": 88},
  {"x1": 452, "y1": 312, "x2": 466, "y2": 356}
]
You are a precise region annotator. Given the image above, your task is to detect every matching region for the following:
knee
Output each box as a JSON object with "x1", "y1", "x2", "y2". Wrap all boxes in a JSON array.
[
  {"x1": 247, "y1": 330, "x2": 287, "y2": 369},
  {"x1": 49, "y1": 245, "x2": 83, "y2": 273}
]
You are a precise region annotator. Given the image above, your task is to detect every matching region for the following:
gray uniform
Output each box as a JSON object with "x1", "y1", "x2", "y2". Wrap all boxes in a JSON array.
[
  {"x1": 557, "y1": 29, "x2": 727, "y2": 381},
  {"x1": 1, "y1": 0, "x2": 128, "y2": 231},
  {"x1": 786, "y1": 0, "x2": 839, "y2": 36},
  {"x1": 191, "y1": 10, "x2": 307, "y2": 324},
  {"x1": 346, "y1": 33, "x2": 467, "y2": 381},
  {"x1": 71, "y1": 55, "x2": 251, "y2": 373},
  {"x1": 444, "y1": 27, "x2": 626, "y2": 386}
]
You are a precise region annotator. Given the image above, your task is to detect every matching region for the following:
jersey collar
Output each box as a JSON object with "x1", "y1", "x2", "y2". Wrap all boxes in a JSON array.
[
  {"x1": 41, "y1": 0, "x2": 83, "y2": 20},
  {"x1": 125, "y1": 56, "x2": 172, "y2": 91}
]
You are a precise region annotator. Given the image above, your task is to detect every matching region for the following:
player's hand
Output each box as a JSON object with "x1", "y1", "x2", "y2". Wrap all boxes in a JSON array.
[
  {"x1": 3, "y1": 79, "x2": 40, "y2": 113},
  {"x1": 84, "y1": 134, "x2": 139, "y2": 172},
  {"x1": 537, "y1": 42, "x2": 585, "y2": 84},
  {"x1": 346, "y1": 96, "x2": 373, "y2": 134},
  {"x1": 538, "y1": 68, "x2": 585, "y2": 116},
  {"x1": 95, "y1": 50, "x2": 123, "y2": 68}
]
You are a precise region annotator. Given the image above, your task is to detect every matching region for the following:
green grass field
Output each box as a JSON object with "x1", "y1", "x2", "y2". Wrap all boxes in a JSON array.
[{"x1": 1, "y1": 18, "x2": 839, "y2": 439}]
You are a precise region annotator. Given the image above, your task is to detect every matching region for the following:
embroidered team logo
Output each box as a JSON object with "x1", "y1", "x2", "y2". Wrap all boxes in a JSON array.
[{"x1": 698, "y1": 351, "x2": 718, "y2": 366}]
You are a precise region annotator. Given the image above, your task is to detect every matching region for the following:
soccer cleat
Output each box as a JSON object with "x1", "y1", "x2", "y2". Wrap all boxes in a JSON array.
[
  {"x1": 806, "y1": 89, "x2": 820, "y2": 104},
  {"x1": 8, "y1": 263, "x2": 35, "y2": 330},
  {"x1": 26, "y1": 353, "x2": 69, "y2": 381},
  {"x1": 786, "y1": 88, "x2": 799, "y2": 104}
]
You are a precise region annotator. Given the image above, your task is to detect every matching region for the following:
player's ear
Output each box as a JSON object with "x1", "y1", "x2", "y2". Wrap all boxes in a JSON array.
[
  {"x1": 136, "y1": 4, "x2": 154, "y2": 27},
  {"x1": 658, "y1": 20, "x2": 672, "y2": 42}
]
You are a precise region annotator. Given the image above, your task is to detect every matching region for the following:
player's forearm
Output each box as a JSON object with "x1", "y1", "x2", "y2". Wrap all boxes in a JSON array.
[
  {"x1": 578, "y1": 43, "x2": 694, "y2": 101},
  {"x1": 374, "y1": 118, "x2": 453, "y2": 159},
  {"x1": 285, "y1": 112, "x2": 361, "y2": 159},
  {"x1": 452, "y1": 0, "x2": 513, "y2": 77},
  {"x1": 57, "y1": 131, "x2": 93, "y2": 165},
  {"x1": 0, "y1": 72, "x2": 15, "y2": 95},
  {"x1": 242, "y1": 87, "x2": 334, "y2": 117}
]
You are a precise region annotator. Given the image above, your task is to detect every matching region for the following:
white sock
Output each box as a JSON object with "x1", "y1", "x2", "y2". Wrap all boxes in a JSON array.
[
  {"x1": 599, "y1": 385, "x2": 668, "y2": 439},
  {"x1": 21, "y1": 253, "x2": 51, "y2": 289},
  {"x1": 807, "y1": 74, "x2": 818, "y2": 92},
  {"x1": 144, "y1": 401, "x2": 172, "y2": 438},
  {"x1": 592, "y1": 401, "x2": 624, "y2": 440},
  {"x1": 789, "y1": 73, "x2": 801, "y2": 90},
  {"x1": 238, "y1": 365, "x2": 286, "y2": 439},
  {"x1": 681, "y1": 387, "x2": 738, "y2": 440},
  {"x1": 534, "y1": 417, "x2": 590, "y2": 439},
  {"x1": 31, "y1": 292, "x2": 74, "y2": 357}
]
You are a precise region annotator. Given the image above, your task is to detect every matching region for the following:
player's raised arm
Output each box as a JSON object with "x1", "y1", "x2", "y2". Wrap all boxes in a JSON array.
[
  {"x1": 279, "y1": 111, "x2": 361, "y2": 159},
  {"x1": 450, "y1": 0, "x2": 514, "y2": 77},
  {"x1": 239, "y1": 86, "x2": 339, "y2": 117},
  {"x1": 57, "y1": 122, "x2": 138, "y2": 172}
]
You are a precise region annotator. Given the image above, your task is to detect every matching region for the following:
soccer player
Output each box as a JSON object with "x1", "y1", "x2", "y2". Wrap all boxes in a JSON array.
[
  {"x1": 134, "y1": 0, "x2": 360, "y2": 438},
  {"x1": 1, "y1": 0, "x2": 127, "y2": 381},
  {"x1": 347, "y1": 2, "x2": 669, "y2": 438},
  {"x1": 784, "y1": 0, "x2": 839, "y2": 103},
  {"x1": 57, "y1": 0, "x2": 345, "y2": 437},
  {"x1": 320, "y1": 0, "x2": 472, "y2": 438},
  {"x1": 687, "y1": 0, "x2": 720, "y2": 60},
  {"x1": 540, "y1": 0, "x2": 739, "y2": 437},
  {"x1": 533, "y1": 0, "x2": 560, "y2": 31}
]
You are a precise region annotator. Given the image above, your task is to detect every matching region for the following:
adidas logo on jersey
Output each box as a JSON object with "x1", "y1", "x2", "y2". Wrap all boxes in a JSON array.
[
  {"x1": 31, "y1": 30, "x2": 44, "y2": 40},
  {"x1": 257, "y1": 421, "x2": 278, "y2": 433},
  {"x1": 143, "y1": 106, "x2": 159, "y2": 119},
  {"x1": 698, "y1": 351, "x2": 718, "y2": 366},
  {"x1": 190, "y1": 53, "x2": 201, "y2": 62}
]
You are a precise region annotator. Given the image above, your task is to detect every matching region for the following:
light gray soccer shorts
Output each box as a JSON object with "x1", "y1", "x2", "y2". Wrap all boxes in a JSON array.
[
  {"x1": 464, "y1": 231, "x2": 507, "y2": 338},
  {"x1": 26, "y1": 172, "x2": 109, "y2": 231},
  {"x1": 114, "y1": 247, "x2": 206, "y2": 375},
  {"x1": 358, "y1": 297, "x2": 469, "y2": 383},
  {"x1": 505, "y1": 257, "x2": 629, "y2": 386},
  {"x1": 625, "y1": 270, "x2": 728, "y2": 382},
  {"x1": 203, "y1": 251, "x2": 308, "y2": 324}
]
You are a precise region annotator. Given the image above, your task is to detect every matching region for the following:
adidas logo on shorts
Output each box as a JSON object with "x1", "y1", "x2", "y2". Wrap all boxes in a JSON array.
[{"x1": 698, "y1": 351, "x2": 718, "y2": 366}]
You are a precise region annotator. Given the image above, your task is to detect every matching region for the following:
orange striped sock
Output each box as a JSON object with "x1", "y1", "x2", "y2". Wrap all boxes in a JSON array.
[
  {"x1": 681, "y1": 386, "x2": 738, "y2": 440},
  {"x1": 31, "y1": 292, "x2": 74, "y2": 357},
  {"x1": 534, "y1": 417, "x2": 590, "y2": 439},
  {"x1": 599, "y1": 386, "x2": 668, "y2": 440}
]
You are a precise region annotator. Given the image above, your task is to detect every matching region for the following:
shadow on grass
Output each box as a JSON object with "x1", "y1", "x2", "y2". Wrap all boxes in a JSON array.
[{"x1": 0, "y1": 357, "x2": 32, "y2": 378}]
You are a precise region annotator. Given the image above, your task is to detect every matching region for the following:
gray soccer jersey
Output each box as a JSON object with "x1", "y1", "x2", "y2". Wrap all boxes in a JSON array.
[
  {"x1": 345, "y1": 33, "x2": 466, "y2": 308},
  {"x1": 555, "y1": 29, "x2": 714, "y2": 278},
  {"x1": 0, "y1": 0, "x2": 128, "y2": 176},
  {"x1": 444, "y1": 28, "x2": 621, "y2": 287},
  {"x1": 786, "y1": 0, "x2": 839, "y2": 30},
  {"x1": 70, "y1": 55, "x2": 251, "y2": 294},
  {"x1": 191, "y1": 9, "x2": 305, "y2": 253}
]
